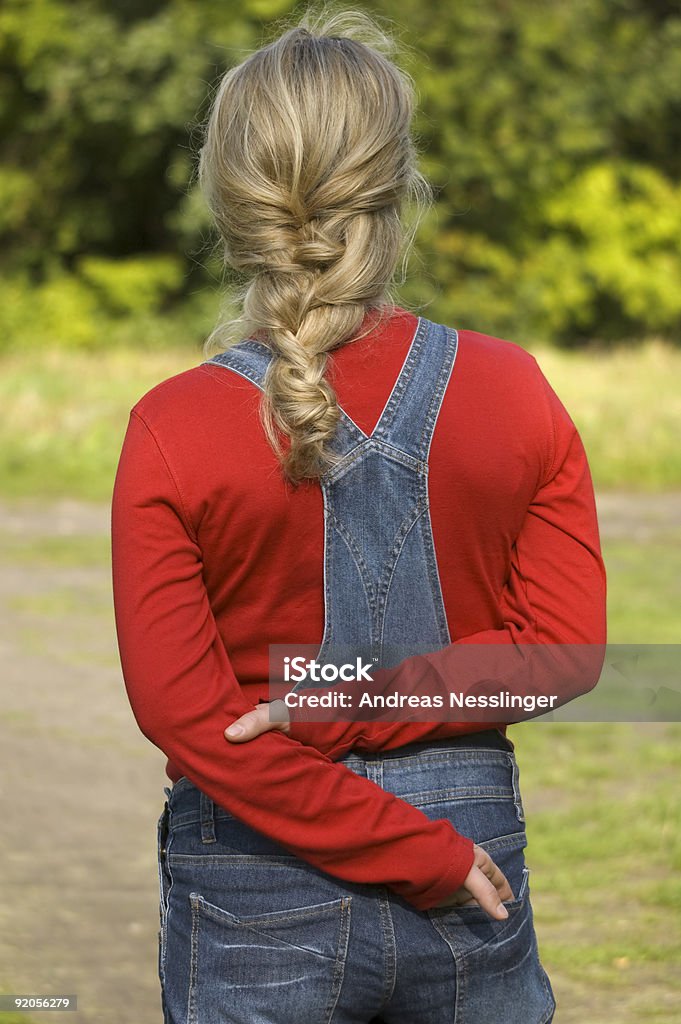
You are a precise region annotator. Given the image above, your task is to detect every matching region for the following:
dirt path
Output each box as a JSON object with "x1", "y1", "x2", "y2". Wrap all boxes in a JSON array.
[
  {"x1": 0, "y1": 499, "x2": 166, "y2": 1024},
  {"x1": 0, "y1": 492, "x2": 679, "y2": 1023}
]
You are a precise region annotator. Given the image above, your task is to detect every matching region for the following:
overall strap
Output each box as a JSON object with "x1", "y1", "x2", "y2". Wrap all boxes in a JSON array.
[
  {"x1": 205, "y1": 339, "x2": 273, "y2": 390},
  {"x1": 371, "y1": 316, "x2": 458, "y2": 463}
]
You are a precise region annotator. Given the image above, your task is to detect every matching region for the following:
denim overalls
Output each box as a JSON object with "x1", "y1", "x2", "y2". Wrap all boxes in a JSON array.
[{"x1": 156, "y1": 316, "x2": 556, "y2": 1024}]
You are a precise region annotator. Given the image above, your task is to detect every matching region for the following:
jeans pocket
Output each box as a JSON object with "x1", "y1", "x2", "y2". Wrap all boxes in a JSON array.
[
  {"x1": 187, "y1": 891, "x2": 352, "y2": 1024},
  {"x1": 427, "y1": 866, "x2": 555, "y2": 1024},
  {"x1": 427, "y1": 860, "x2": 529, "y2": 927}
]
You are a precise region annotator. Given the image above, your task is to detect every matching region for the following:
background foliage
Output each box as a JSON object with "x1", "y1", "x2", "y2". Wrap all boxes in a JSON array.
[{"x1": 1, "y1": 0, "x2": 680, "y2": 352}]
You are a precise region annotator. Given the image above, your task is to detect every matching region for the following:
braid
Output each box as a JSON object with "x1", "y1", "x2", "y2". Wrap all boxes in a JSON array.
[
  {"x1": 198, "y1": 7, "x2": 433, "y2": 485},
  {"x1": 245, "y1": 205, "x2": 391, "y2": 483}
]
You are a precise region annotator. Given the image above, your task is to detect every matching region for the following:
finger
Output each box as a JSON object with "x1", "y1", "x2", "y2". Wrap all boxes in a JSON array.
[
  {"x1": 486, "y1": 860, "x2": 514, "y2": 902},
  {"x1": 468, "y1": 867, "x2": 509, "y2": 920},
  {"x1": 475, "y1": 849, "x2": 514, "y2": 902},
  {"x1": 224, "y1": 706, "x2": 276, "y2": 741}
]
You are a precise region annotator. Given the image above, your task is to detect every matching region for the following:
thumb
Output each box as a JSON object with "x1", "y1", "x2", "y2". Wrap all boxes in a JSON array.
[{"x1": 224, "y1": 705, "x2": 276, "y2": 742}]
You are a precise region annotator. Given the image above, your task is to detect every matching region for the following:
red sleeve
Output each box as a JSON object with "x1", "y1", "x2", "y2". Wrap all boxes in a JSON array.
[
  {"x1": 288, "y1": 359, "x2": 607, "y2": 758},
  {"x1": 111, "y1": 409, "x2": 474, "y2": 911}
]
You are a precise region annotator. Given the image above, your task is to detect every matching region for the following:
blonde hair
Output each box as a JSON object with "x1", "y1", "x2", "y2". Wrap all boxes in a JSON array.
[{"x1": 198, "y1": 5, "x2": 432, "y2": 485}]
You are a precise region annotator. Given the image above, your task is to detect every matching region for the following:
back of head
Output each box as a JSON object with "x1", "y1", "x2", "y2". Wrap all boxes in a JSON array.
[{"x1": 199, "y1": 6, "x2": 431, "y2": 485}]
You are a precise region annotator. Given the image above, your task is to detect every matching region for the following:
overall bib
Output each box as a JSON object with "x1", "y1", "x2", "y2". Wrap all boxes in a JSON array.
[{"x1": 156, "y1": 316, "x2": 557, "y2": 1024}]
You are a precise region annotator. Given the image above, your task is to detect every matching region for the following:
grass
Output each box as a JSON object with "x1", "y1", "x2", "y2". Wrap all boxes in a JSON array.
[
  {"x1": 0, "y1": 336, "x2": 680, "y2": 499},
  {"x1": 512, "y1": 720, "x2": 681, "y2": 1022},
  {"x1": 0, "y1": 984, "x2": 41, "y2": 1023},
  {"x1": 602, "y1": 536, "x2": 681, "y2": 642},
  {"x1": 527, "y1": 338, "x2": 681, "y2": 491},
  {"x1": 0, "y1": 345, "x2": 200, "y2": 500},
  {"x1": 509, "y1": 513, "x2": 681, "y2": 1020},
  {"x1": 0, "y1": 531, "x2": 111, "y2": 567}
]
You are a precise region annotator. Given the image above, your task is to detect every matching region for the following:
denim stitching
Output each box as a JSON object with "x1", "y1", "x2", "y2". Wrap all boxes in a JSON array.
[
  {"x1": 417, "y1": 473, "x2": 452, "y2": 645},
  {"x1": 322, "y1": 438, "x2": 424, "y2": 484},
  {"x1": 424, "y1": 327, "x2": 459, "y2": 465},
  {"x1": 156, "y1": 802, "x2": 171, "y2": 993},
  {"x1": 190, "y1": 893, "x2": 348, "y2": 936},
  {"x1": 399, "y1": 787, "x2": 517, "y2": 805},
  {"x1": 322, "y1": 897, "x2": 353, "y2": 1024},
  {"x1": 376, "y1": 499, "x2": 428, "y2": 602},
  {"x1": 373, "y1": 317, "x2": 428, "y2": 439},
  {"x1": 316, "y1": 483, "x2": 332, "y2": 660},
  {"x1": 413, "y1": 326, "x2": 453, "y2": 463},
  {"x1": 509, "y1": 753, "x2": 526, "y2": 823},
  {"x1": 188, "y1": 893, "x2": 201, "y2": 1024},
  {"x1": 325, "y1": 509, "x2": 378, "y2": 614}
]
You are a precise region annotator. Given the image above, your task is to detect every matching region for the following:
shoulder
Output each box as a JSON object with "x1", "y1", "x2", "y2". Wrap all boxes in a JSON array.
[
  {"x1": 451, "y1": 327, "x2": 553, "y2": 405},
  {"x1": 447, "y1": 327, "x2": 564, "y2": 481},
  {"x1": 455, "y1": 327, "x2": 540, "y2": 376},
  {"x1": 129, "y1": 356, "x2": 255, "y2": 430}
]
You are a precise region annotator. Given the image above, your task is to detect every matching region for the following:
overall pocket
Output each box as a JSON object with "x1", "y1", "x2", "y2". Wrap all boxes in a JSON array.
[{"x1": 187, "y1": 884, "x2": 352, "y2": 1024}]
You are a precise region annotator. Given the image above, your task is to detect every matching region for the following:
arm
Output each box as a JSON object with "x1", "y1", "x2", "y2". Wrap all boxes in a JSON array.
[
  {"x1": 111, "y1": 409, "x2": 475, "y2": 911},
  {"x1": 280, "y1": 361, "x2": 607, "y2": 759}
]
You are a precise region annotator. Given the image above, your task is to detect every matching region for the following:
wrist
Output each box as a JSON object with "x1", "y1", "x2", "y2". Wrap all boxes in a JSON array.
[{"x1": 406, "y1": 832, "x2": 476, "y2": 912}]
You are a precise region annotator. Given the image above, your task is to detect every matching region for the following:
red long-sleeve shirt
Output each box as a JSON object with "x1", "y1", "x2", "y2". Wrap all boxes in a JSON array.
[{"x1": 110, "y1": 306, "x2": 606, "y2": 911}]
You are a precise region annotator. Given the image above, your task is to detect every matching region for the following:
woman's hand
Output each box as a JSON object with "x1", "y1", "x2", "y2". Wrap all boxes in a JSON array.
[
  {"x1": 433, "y1": 844, "x2": 514, "y2": 919},
  {"x1": 225, "y1": 705, "x2": 513, "y2": 921},
  {"x1": 225, "y1": 700, "x2": 290, "y2": 741}
]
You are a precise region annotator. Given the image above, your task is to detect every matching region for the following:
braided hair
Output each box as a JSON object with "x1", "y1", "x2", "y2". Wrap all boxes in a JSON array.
[{"x1": 198, "y1": 6, "x2": 432, "y2": 485}]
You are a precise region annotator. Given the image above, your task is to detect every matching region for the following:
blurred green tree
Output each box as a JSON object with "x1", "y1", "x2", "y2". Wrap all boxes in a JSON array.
[
  {"x1": 383, "y1": 0, "x2": 681, "y2": 342},
  {"x1": 0, "y1": 0, "x2": 679, "y2": 349}
]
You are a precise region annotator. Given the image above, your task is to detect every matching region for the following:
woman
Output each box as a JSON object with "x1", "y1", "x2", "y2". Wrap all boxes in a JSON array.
[{"x1": 111, "y1": 9, "x2": 606, "y2": 1023}]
